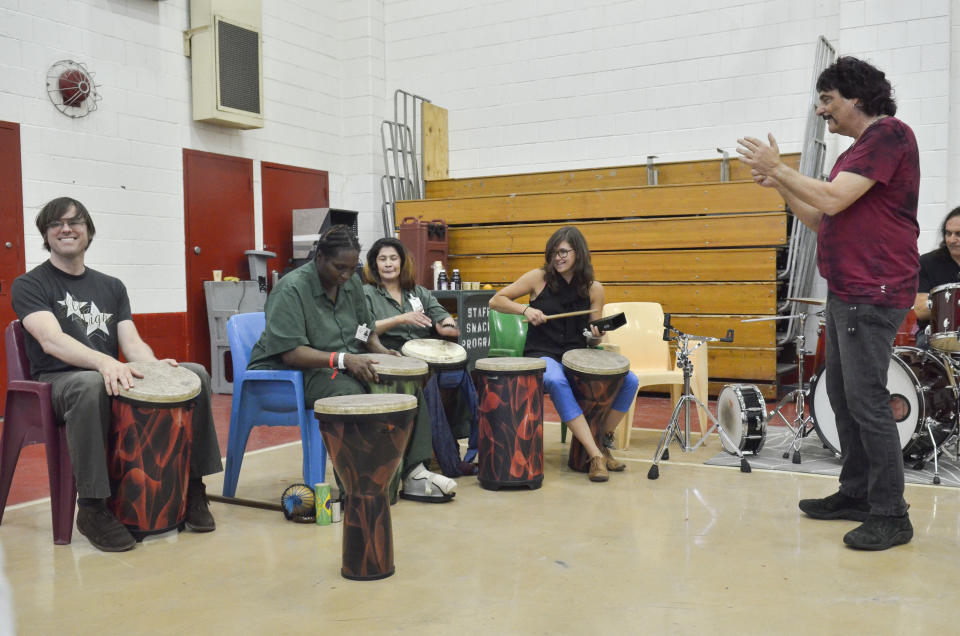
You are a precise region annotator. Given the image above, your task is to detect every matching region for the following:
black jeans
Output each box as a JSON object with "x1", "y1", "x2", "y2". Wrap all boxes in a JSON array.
[{"x1": 824, "y1": 295, "x2": 909, "y2": 517}]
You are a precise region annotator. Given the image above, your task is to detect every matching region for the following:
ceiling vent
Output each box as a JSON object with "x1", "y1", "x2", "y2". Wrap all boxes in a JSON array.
[{"x1": 185, "y1": 0, "x2": 263, "y2": 129}]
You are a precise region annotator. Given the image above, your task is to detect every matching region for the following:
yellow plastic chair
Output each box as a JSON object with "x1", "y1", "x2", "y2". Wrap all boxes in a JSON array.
[{"x1": 602, "y1": 302, "x2": 709, "y2": 450}]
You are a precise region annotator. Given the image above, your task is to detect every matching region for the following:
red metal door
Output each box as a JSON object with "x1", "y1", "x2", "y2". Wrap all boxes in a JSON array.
[
  {"x1": 183, "y1": 149, "x2": 254, "y2": 369},
  {"x1": 0, "y1": 121, "x2": 26, "y2": 412},
  {"x1": 260, "y1": 161, "x2": 328, "y2": 282}
]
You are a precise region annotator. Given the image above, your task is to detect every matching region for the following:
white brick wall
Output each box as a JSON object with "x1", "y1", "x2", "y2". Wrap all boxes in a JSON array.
[
  {"x1": 1, "y1": 0, "x2": 358, "y2": 313},
  {"x1": 2, "y1": 0, "x2": 957, "y2": 312}
]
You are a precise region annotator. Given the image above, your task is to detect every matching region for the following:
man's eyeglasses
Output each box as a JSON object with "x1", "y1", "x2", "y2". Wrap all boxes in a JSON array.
[
  {"x1": 47, "y1": 218, "x2": 86, "y2": 231},
  {"x1": 551, "y1": 248, "x2": 574, "y2": 259}
]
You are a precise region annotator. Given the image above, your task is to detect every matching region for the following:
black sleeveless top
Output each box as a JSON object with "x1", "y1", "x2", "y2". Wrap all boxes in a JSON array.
[{"x1": 523, "y1": 275, "x2": 590, "y2": 361}]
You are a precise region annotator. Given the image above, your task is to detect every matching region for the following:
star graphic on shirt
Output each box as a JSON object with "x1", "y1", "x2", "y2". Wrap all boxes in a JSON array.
[
  {"x1": 85, "y1": 302, "x2": 113, "y2": 336},
  {"x1": 57, "y1": 292, "x2": 87, "y2": 318}
]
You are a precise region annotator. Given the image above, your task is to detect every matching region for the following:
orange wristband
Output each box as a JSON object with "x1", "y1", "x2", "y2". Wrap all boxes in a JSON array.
[{"x1": 329, "y1": 352, "x2": 336, "y2": 368}]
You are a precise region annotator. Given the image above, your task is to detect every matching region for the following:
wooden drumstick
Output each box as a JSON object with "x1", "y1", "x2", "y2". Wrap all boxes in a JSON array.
[{"x1": 523, "y1": 308, "x2": 595, "y2": 323}]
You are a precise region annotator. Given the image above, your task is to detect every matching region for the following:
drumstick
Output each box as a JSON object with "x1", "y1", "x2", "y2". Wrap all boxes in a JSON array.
[
  {"x1": 208, "y1": 494, "x2": 282, "y2": 512},
  {"x1": 522, "y1": 309, "x2": 595, "y2": 322}
]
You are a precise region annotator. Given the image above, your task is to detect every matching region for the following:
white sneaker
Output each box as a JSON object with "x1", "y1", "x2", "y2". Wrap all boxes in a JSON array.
[{"x1": 399, "y1": 464, "x2": 457, "y2": 503}]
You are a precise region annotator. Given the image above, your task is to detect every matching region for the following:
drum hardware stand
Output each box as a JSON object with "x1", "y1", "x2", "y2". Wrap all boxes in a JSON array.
[
  {"x1": 743, "y1": 311, "x2": 822, "y2": 464},
  {"x1": 648, "y1": 317, "x2": 750, "y2": 479}
]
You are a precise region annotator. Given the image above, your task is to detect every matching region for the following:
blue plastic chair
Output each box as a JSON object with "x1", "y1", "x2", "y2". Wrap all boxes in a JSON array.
[{"x1": 222, "y1": 312, "x2": 327, "y2": 497}]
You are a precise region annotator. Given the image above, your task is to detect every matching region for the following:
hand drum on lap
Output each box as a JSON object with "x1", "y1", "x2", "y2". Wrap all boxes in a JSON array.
[
  {"x1": 314, "y1": 393, "x2": 417, "y2": 581},
  {"x1": 108, "y1": 361, "x2": 201, "y2": 538},
  {"x1": 364, "y1": 354, "x2": 428, "y2": 503},
  {"x1": 365, "y1": 353, "x2": 429, "y2": 395},
  {"x1": 561, "y1": 349, "x2": 630, "y2": 472},
  {"x1": 475, "y1": 357, "x2": 546, "y2": 490}
]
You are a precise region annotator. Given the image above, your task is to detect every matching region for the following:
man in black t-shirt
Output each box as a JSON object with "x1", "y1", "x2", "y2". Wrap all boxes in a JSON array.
[
  {"x1": 914, "y1": 206, "x2": 960, "y2": 340},
  {"x1": 11, "y1": 197, "x2": 222, "y2": 552}
]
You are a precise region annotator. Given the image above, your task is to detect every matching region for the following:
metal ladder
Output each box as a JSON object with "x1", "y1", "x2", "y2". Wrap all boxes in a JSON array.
[
  {"x1": 777, "y1": 35, "x2": 836, "y2": 346},
  {"x1": 380, "y1": 89, "x2": 431, "y2": 237}
]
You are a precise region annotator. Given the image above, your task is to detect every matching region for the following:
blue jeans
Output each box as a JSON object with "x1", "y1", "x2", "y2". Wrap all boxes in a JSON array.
[
  {"x1": 824, "y1": 295, "x2": 909, "y2": 517},
  {"x1": 540, "y1": 356, "x2": 639, "y2": 423}
]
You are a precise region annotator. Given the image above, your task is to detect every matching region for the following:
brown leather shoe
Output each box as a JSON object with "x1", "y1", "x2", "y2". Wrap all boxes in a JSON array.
[
  {"x1": 588, "y1": 456, "x2": 609, "y2": 482},
  {"x1": 602, "y1": 446, "x2": 625, "y2": 472}
]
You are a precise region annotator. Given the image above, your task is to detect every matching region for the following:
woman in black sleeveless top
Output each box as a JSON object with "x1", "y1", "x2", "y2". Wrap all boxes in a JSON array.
[{"x1": 489, "y1": 226, "x2": 639, "y2": 482}]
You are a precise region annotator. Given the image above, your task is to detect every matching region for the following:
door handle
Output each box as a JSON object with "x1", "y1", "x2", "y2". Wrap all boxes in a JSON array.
[
  {"x1": 194, "y1": 246, "x2": 201, "y2": 255},
  {"x1": 4, "y1": 242, "x2": 11, "y2": 249}
]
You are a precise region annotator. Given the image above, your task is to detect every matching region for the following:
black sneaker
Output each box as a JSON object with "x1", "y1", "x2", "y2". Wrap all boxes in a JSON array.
[
  {"x1": 185, "y1": 479, "x2": 216, "y2": 532},
  {"x1": 798, "y1": 491, "x2": 870, "y2": 521},
  {"x1": 843, "y1": 514, "x2": 913, "y2": 550},
  {"x1": 76, "y1": 505, "x2": 136, "y2": 552}
]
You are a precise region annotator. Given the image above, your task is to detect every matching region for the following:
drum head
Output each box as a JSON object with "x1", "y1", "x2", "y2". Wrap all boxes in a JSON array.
[
  {"x1": 811, "y1": 352, "x2": 920, "y2": 455},
  {"x1": 475, "y1": 357, "x2": 546, "y2": 373},
  {"x1": 400, "y1": 338, "x2": 467, "y2": 366},
  {"x1": 314, "y1": 393, "x2": 417, "y2": 416},
  {"x1": 364, "y1": 353, "x2": 428, "y2": 377},
  {"x1": 119, "y1": 361, "x2": 201, "y2": 403},
  {"x1": 717, "y1": 385, "x2": 747, "y2": 454},
  {"x1": 561, "y1": 348, "x2": 630, "y2": 375}
]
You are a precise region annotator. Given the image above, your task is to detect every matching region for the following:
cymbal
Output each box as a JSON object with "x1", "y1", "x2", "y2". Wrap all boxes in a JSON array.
[{"x1": 787, "y1": 297, "x2": 826, "y2": 306}]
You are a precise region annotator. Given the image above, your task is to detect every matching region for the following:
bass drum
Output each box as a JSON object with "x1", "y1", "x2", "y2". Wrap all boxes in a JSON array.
[
  {"x1": 810, "y1": 347, "x2": 956, "y2": 458},
  {"x1": 717, "y1": 384, "x2": 767, "y2": 455}
]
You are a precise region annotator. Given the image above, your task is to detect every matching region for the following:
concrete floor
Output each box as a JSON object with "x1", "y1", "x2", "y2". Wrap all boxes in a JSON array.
[{"x1": 2, "y1": 423, "x2": 958, "y2": 635}]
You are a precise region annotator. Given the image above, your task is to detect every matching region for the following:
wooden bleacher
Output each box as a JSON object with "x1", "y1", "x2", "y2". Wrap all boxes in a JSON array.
[{"x1": 395, "y1": 154, "x2": 802, "y2": 398}]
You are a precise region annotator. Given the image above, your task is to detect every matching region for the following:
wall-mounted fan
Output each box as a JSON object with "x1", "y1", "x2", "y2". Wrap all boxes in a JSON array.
[{"x1": 46, "y1": 60, "x2": 101, "y2": 118}]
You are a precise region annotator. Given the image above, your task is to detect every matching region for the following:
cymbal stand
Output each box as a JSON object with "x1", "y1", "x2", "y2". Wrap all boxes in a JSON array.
[
  {"x1": 744, "y1": 312, "x2": 819, "y2": 464},
  {"x1": 648, "y1": 317, "x2": 751, "y2": 479}
]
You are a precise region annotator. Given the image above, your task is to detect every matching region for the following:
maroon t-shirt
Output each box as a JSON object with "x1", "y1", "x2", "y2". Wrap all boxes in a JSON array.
[{"x1": 817, "y1": 116, "x2": 920, "y2": 308}]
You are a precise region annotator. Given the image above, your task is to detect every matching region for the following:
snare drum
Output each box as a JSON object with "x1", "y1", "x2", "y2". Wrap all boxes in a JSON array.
[
  {"x1": 717, "y1": 384, "x2": 767, "y2": 455},
  {"x1": 474, "y1": 357, "x2": 546, "y2": 490},
  {"x1": 107, "y1": 361, "x2": 200, "y2": 538},
  {"x1": 929, "y1": 283, "x2": 960, "y2": 352},
  {"x1": 810, "y1": 347, "x2": 957, "y2": 459},
  {"x1": 314, "y1": 393, "x2": 417, "y2": 580},
  {"x1": 561, "y1": 348, "x2": 630, "y2": 473}
]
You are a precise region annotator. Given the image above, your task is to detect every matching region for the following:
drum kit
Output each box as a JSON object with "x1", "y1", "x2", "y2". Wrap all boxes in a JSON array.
[{"x1": 755, "y1": 293, "x2": 960, "y2": 485}]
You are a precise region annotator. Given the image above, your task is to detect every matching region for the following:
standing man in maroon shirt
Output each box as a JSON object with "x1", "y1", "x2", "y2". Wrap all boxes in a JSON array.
[{"x1": 737, "y1": 56, "x2": 920, "y2": 551}]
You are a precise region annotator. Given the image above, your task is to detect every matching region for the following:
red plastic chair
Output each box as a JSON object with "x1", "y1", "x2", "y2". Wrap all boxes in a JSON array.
[{"x1": 0, "y1": 321, "x2": 76, "y2": 544}]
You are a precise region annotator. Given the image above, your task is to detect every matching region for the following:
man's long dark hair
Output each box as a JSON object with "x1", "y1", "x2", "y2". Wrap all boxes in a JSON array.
[
  {"x1": 937, "y1": 206, "x2": 960, "y2": 255},
  {"x1": 35, "y1": 197, "x2": 96, "y2": 251},
  {"x1": 541, "y1": 226, "x2": 594, "y2": 298},
  {"x1": 816, "y1": 56, "x2": 896, "y2": 117}
]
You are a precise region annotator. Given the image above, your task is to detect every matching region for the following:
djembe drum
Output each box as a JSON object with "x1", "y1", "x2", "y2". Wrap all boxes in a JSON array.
[
  {"x1": 314, "y1": 393, "x2": 417, "y2": 581},
  {"x1": 365, "y1": 353, "x2": 429, "y2": 502},
  {"x1": 474, "y1": 357, "x2": 546, "y2": 490},
  {"x1": 561, "y1": 348, "x2": 630, "y2": 473},
  {"x1": 400, "y1": 338, "x2": 468, "y2": 375},
  {"x1": 107, "y1": 361, "x2": 200, "y2": 538}
]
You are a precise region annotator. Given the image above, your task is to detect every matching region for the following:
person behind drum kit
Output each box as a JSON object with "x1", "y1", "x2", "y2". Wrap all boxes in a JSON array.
[
  {"x1": 737, "y1": 56, "x2": 919, "y2": 550},
  {"x1": 10, "y1": 197, "x2": 223, "y2": 552},
  {"x1": 913, "y1": 205, "x2": 960, "y2": 341},
  {"x1": 248, "y1": 226, "x2": 458, "y2": 503},
  {"x1": 489, "y1": 226, "x2": 639, "y2": 483},
  {"x1": 362, "y1": 238, "x2": 477, "y2": 449}
]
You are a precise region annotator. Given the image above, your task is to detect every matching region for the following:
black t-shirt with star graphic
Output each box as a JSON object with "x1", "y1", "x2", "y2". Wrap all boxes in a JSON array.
[{"x1": 11, "y1": 260, "x2": 133, "y2": 378}]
